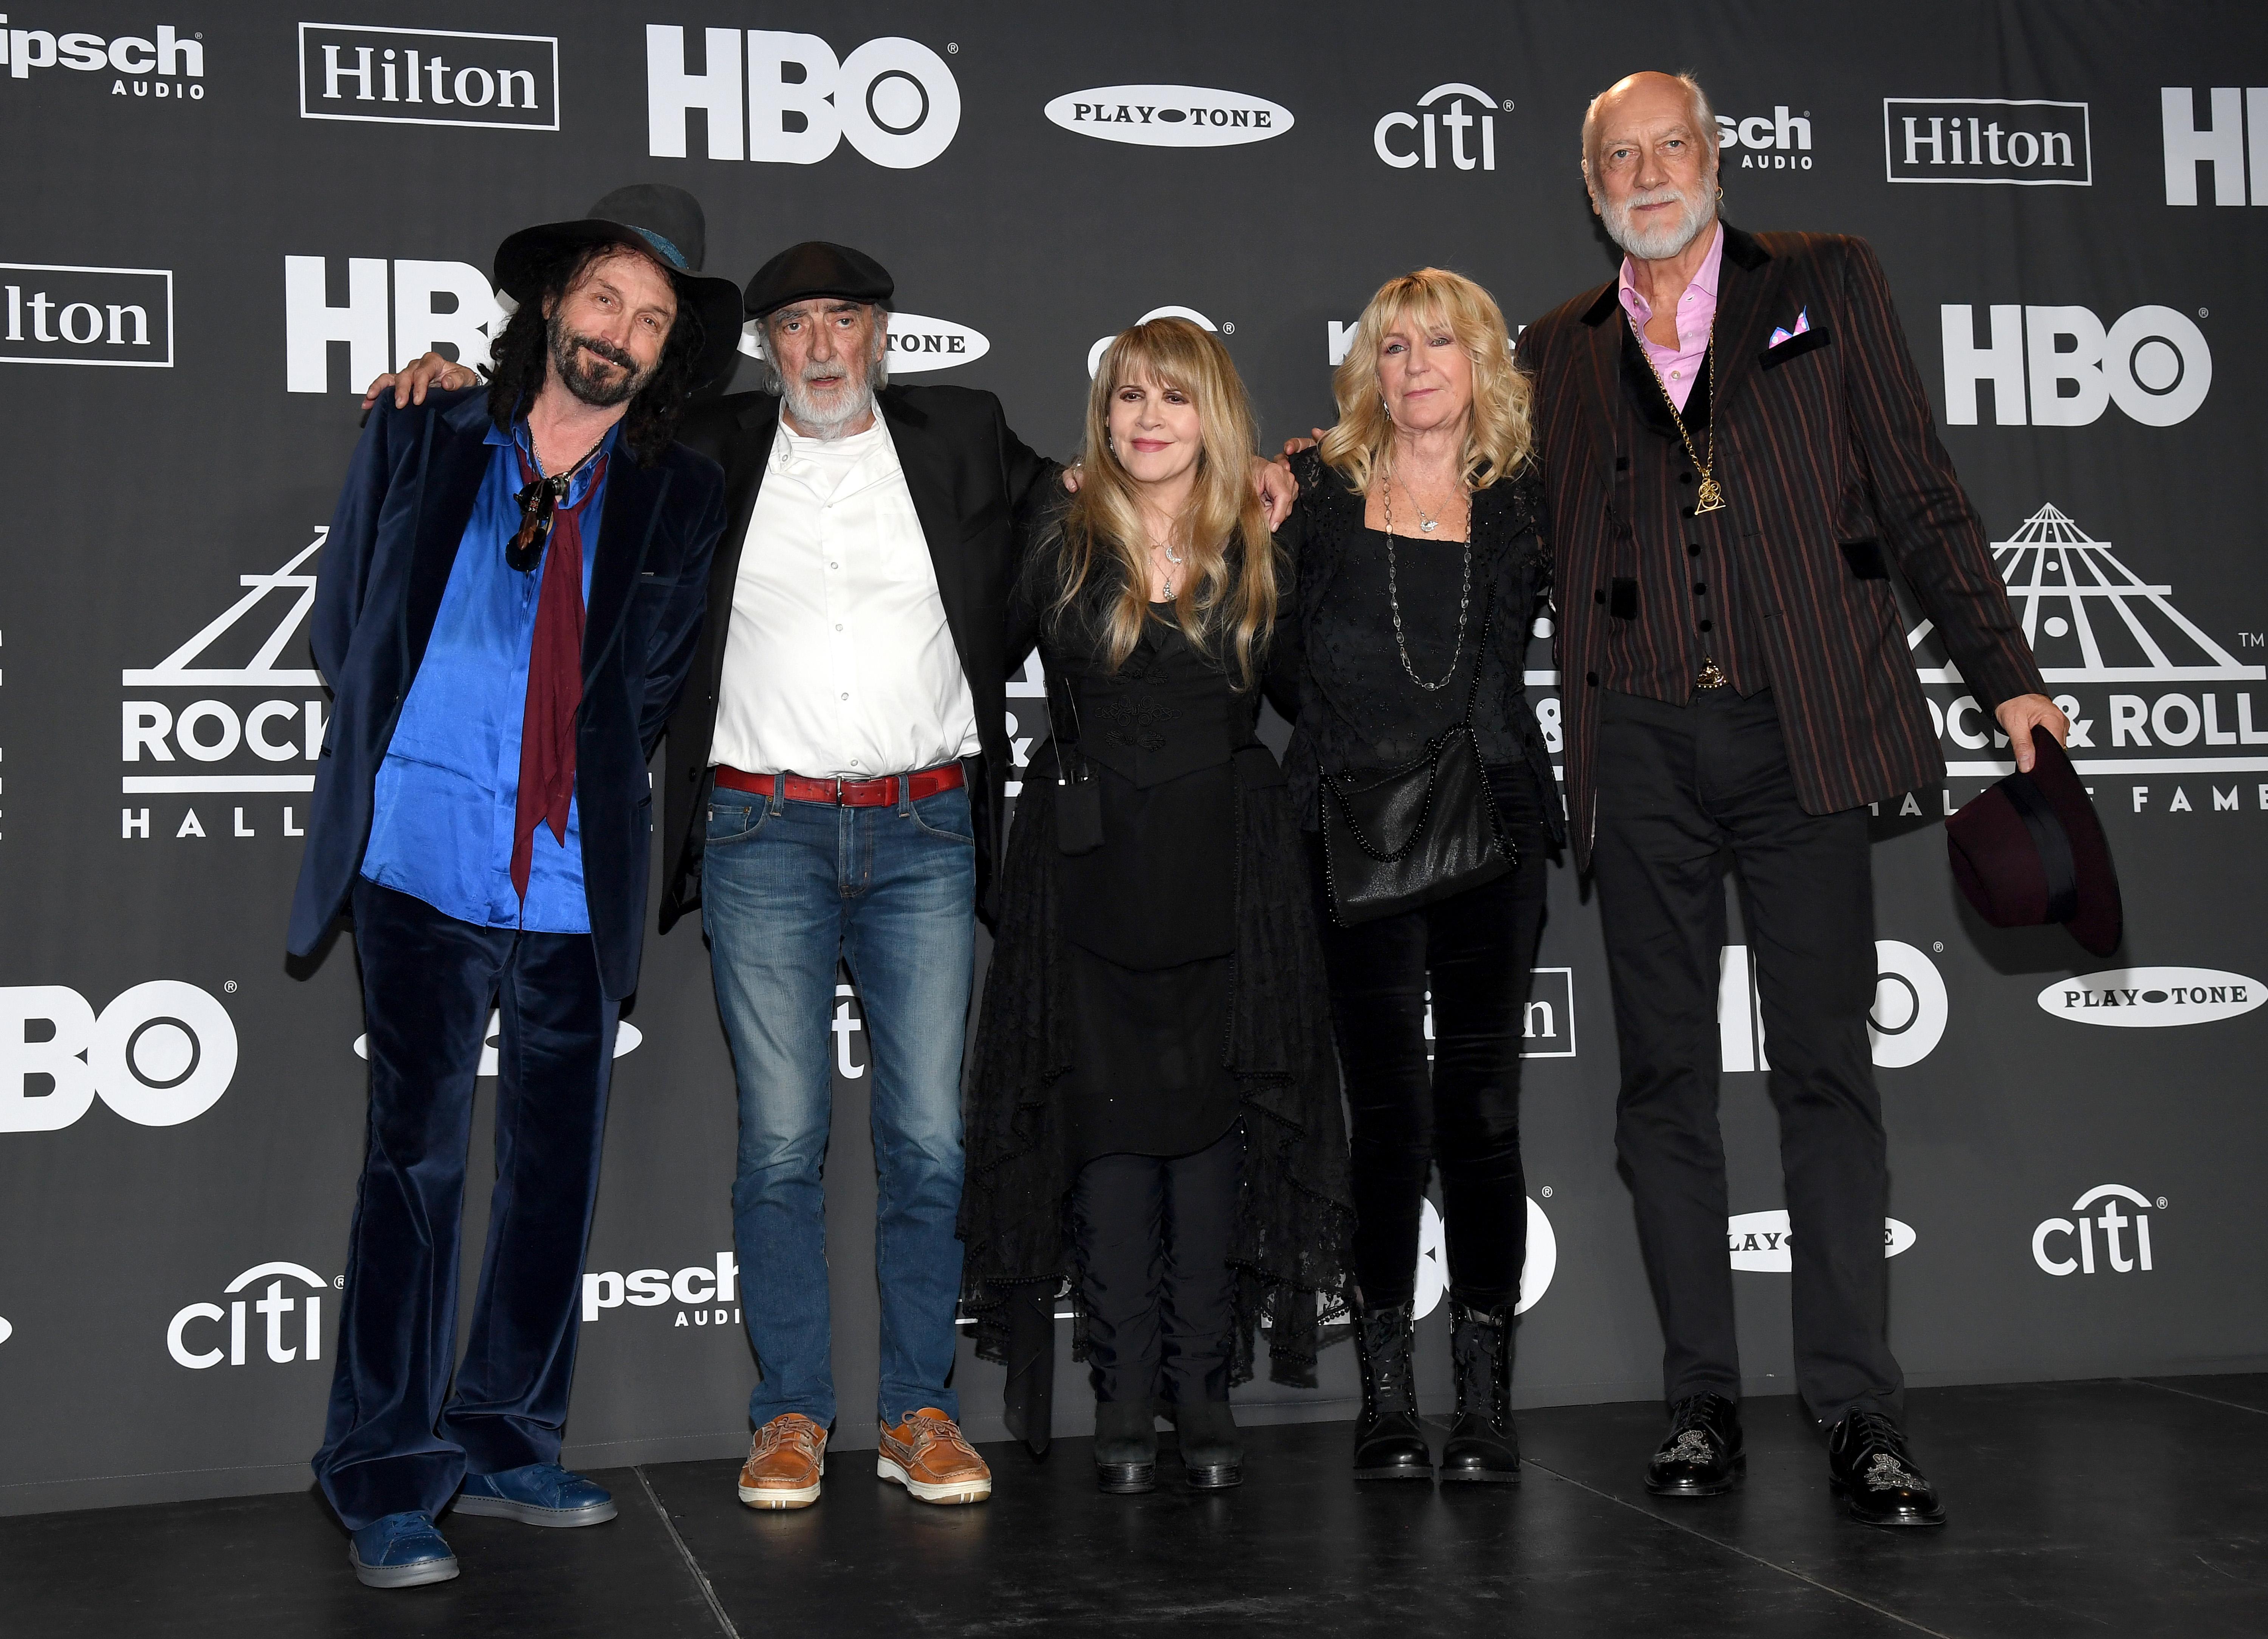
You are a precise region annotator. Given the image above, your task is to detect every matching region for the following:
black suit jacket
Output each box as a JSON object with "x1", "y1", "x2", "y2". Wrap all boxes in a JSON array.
[
  {"x1": 287, "y1": 389, "x2": 726, "y2": 997},
  {"x1": 658, "y1": 383, "x2": 1057, "y2": 931}
]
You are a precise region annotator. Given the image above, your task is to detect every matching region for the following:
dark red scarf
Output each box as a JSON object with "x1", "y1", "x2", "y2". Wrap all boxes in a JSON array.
[{"x1": 510, "y1": 446, "x2": 608, "y2": 900}]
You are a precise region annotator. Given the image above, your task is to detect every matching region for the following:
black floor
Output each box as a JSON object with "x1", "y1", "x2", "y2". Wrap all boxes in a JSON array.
[{"x1": 5, "y1": 1377, "x2": 2264, "y2": 1638}]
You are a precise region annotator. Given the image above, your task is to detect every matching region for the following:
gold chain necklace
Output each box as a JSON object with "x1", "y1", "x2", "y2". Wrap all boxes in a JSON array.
[{"x1": 1636, "y1": 311, "x2": 1726, "y2": 514}]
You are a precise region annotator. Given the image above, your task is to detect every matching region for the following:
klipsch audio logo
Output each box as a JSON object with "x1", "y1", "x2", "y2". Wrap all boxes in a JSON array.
[
  {"x1": 1913, "y1": 504, "x2": 2268, "y2": 802},
  {"x1": 1412, "y1": 1196, "x2": 1555, "y2": 1319},
  {"x1": 1727, "y1": 1210, "x2": 1916, "y2": 1272},
  {"x1": 2032, "y1": 1185, "x2": 2161, "y2": 1276},
  {"x1": 1374, "y1": 82, "x2": 1505, "y2": 170},
  {"x1": 737, "y1": 312, "x2": 988, "y2": 375},
  {"x1": 0, "y1": 17, "x2": 205, "y2": 99},
  {"x1": 1, "y1": 264, "x2": 171, "y2": 367},
  {"x1": 284, "y1": 253, "x2": 504, "y2": 393},
  {"x1": 352, "y1": 1013, "x2": 644, "y2": 1071},
  {"x1": 1884, "y1": 98, "x2": 2090, "y2": 185},
  {"x1": 298, "y1": 23, "x2": 558, "y2": 131},
  {"x1": 1716, "y1": 105, "x2": 1814, "y2": 171},
  {"x1": 582, "y1": 1254, "x2": 741, "y2": 1331},
  {"x1": 2037, "y1": 968, "x2": 2262, "y2": 1028},
  {"x1": 3, "y1": 981, "x2": 237, "y2": 1132},
  {"x1": 1941, "y1": 305, "x2": 2208, "y2": 426},
  {"x1": 647, "y1": 26, "x2": 957, "y2": 168},
  {"x1": 2161, "y1": 88, "x2": 2268, "y2": 206},
  {"x1": 167, "y1": 1261, "x2": 331, "y2": 1368},
  {"x1": 1719, "y1": 941, "x2": 1946, "y2": 1070},
  {"x1": 1046, "y1": 84, "x2": 1292, "y2": 148}
]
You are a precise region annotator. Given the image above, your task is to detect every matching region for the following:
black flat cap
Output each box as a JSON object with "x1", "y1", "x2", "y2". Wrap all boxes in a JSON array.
[{"x1": 744, "y1": 241, "x2": 894, "y2": 319}]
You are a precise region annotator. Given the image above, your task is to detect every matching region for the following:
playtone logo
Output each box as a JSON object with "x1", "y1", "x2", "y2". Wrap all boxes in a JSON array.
[
  {"x1": 1727, "y1": 1210, "x2": 1916, "y2": 1272},
  {"x1": 1716, "y1": 105, "x2": 1814, "y2": 170},
  {"x1": 2033, "y1": 1185, "x2": 2160, "y2": 1276},
  {"x1": 648, "y1": 26, "x2": 958, "y2": 169},
  {"x1": 737, "y1": 311, "x2": 988, "y2": 375},
  {"x1": 2037, "y1": 967, "x2": 2262, "y2": 1028},
  {"x1": 353, "y1": 1013, "x2": 643, "y2": 1073},
  {"x1": 1, "y1": 17, "x2": 204, "y2": 96},
  {"x1": 2, "y1": 981, "x2": 237, "y2": 1132},
  {"x1": 1, "y1": 263, "x2": 171, "y2": 367},
  {"x1": 1046, "y1": 84, "x2": 1293, "y2": 148},
  {"x1": 583, "y1": 1254, "x2": 740, "y2": 1330},
  {"x1": 1884, "y1": 98, "x2": 2089, "y2": 185},
  {"x1": 299, "y1": 23, "x2": 558, "y2": 131},
  {"x1": 1941, "y1": 304, "x2": 2209, "y2": 428},
  {"x1": 1374, "y1": 82, "x2": 1504, "y2": 171},
  {"x1": 167, "y1": 1261, "x2": 330, "y2": 1369}
]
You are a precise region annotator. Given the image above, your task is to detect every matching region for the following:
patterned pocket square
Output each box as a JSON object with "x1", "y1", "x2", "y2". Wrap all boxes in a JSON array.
[{"x1": 1768, "y1": 308, "x2": 1811, "y2": 348}]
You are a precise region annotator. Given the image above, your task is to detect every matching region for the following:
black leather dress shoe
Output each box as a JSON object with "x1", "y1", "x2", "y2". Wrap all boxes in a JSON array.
[
  {"x1": 1645, "y1": 1392, "x2": 1744, "y2": 1497},
  {"x1": 1827, "y1": 1411, "x2": 1947, "y2": 1527},
  {"x1": 1351, "y1": 1300, "x2": 1433, "y2": 1481}
]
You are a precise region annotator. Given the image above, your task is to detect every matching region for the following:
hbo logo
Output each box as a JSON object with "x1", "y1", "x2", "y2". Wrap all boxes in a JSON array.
[{"x1": 1, "y1": 982, "x2": 238, "y2": 1131}]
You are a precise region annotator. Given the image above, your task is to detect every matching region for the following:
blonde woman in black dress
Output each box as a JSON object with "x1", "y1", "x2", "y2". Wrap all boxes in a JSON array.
[{"x1": 959, "y1": 318, "x2": 1352, "y2": 1494}]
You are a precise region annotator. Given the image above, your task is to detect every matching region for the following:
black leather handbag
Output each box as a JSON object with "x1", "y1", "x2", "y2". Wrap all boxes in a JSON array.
[{"x1": 1320, "y1": 596, "x2": 1512, "y2": 927}]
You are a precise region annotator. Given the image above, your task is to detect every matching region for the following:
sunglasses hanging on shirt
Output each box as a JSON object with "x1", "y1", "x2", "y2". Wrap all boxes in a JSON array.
[{"x1": 507, "y1": 435, "x2": 609, "y2": 573}]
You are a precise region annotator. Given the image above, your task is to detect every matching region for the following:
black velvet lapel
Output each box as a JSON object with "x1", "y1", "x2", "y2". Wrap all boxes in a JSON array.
[
  {"x1": 405, "y1": 395, "x2": 495, "y2": 676},
  {"x1": 581, "y1": 450, "x2": 669, "y2": 686}
]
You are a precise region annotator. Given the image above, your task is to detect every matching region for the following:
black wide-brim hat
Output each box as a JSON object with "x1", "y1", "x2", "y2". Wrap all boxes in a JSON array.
[
  {"x1": 1946, "y1": 727, "x2": 2122, "y2": 956},
  {"x1": 493, "y1": 183, "x2": 745, "y2": 389},
  {"x1": 743, "y1": 241, "x2": 895, "y2": 319}
]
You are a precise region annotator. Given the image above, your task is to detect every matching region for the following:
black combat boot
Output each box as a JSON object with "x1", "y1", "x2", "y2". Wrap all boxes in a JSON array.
[
  {"x1": 1351, "y1": 1300, "x2": 1433, "y2": 1481},
  {"x1": 1440, "y1": 1299, "x2": 1520, "y2": 1482}
]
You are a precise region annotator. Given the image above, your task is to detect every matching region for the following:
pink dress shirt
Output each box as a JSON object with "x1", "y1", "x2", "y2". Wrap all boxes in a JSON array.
[{"x1": 1616, "y1": 223, "x2": 1724, "y2": 412}]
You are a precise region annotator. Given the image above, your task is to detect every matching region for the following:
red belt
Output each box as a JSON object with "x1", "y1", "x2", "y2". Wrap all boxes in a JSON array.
[{"x1": 712, "y1": 761, "x2": 965, "y2": 807}]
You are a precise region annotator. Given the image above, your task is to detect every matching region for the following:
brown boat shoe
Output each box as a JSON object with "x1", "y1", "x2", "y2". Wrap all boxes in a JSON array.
[
  {"x1": 876, "y1": 1408, "x2": 992, "y2": 1505},
  {"x1": 737, "y1": 1413, "x2": 827, "y2": 1510}
]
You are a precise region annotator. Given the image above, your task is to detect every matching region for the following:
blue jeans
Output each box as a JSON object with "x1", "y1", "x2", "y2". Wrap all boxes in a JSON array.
[{"x1": 702, "y1": 778, "x2": 976, "y2": 1430}]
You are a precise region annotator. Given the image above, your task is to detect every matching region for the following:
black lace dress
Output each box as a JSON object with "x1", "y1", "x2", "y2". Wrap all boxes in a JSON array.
[{"x1": 958, "y1": 583, "x2": 1356, "y2": 1452}]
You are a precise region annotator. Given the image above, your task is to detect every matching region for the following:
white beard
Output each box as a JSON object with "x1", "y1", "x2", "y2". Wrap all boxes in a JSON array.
[
  {"x1": 779, "y1": 372, "x2": 878, "y2": 440},
  {"x1": 1600, "y1": 178, "x2": 1715, "y2": 261}
]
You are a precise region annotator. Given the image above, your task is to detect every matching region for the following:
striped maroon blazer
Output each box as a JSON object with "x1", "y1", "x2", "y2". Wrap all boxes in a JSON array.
[{"x1": 1520, "y1": 224, "x2": 2045, "y2": 868}]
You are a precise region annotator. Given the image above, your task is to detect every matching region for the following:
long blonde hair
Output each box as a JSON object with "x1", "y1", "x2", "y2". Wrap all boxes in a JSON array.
[
  {"x1": 1050, "y1": 317, "x2": 1278, "y2": 688},
  {"x1": 1319, "y1": 267, "x2": 1534, "y2": 494}
]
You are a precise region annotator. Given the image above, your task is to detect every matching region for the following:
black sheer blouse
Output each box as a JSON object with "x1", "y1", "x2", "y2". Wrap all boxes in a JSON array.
[{"x1": 1268, "y1": 448, "x2": 1562, "y2": 841}]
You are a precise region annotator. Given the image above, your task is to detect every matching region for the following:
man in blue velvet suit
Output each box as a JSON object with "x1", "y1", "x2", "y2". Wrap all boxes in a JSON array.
[{"x1": 286, "y1": 188, "x2": 739, "y2": 1589}]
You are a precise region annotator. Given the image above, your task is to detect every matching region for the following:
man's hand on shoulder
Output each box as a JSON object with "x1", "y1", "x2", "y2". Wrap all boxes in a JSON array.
[
  {"x1": 1280, "y1": 428, "x2": 1326, "y2": 459},
  {"x1": 359, "y1": 351, "x2": 480, "y2": 413},
  {"x1": 1995, "y1": 693, "x2": 2070, "y2": 772}
]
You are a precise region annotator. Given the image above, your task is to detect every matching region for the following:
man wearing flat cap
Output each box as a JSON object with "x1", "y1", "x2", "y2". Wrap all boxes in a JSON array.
[{"x1": 292, "y1": 184, "x2": 736, "y2": 1586}]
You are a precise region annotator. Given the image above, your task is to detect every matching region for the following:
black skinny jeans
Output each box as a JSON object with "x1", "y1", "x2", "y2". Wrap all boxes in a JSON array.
[{"x1": 1308, "y1": 768, "x2": 1550, "y2": 1312}]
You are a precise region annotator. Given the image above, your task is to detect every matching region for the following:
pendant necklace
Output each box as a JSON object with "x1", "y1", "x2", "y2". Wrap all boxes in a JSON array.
[
  {"x1": 1151, "y1": 539, "x2": 1184, "y2": 600},
  {"x1": 1380, "y1": 469, "x2": 1472, "y2": 692},
  {"x1": 1637, "y1": 310, "x2": 1726, "y2": 514}
]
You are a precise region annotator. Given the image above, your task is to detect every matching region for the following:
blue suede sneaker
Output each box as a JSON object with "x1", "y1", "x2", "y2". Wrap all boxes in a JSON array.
[
  {"x1": 453, "y1": 1462, "x2": 618, "y2": 1527},
  {"x1": 347, "y1": 1512, "x2": 459, "y2": 1589}
]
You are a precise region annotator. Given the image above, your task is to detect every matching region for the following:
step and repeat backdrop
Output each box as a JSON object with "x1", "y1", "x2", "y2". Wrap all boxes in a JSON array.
[{"x1": 3, "y1": 0, "x2": 2265, "y2": 1515}]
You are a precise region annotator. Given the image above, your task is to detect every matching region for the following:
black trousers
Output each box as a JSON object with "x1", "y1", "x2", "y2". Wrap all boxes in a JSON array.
[
  {"x1": 1591, "y1": 687, "x2": 1902, "y2": 1427},
  {"x1": 1070, "y1": 1125, "x2": 1243, "y2": 1405},
  {"x1": 1306, "y1": 770, "x2": 1551, "y2": 1312},
  {"x1": 313, "y1": 878, "x2": 617, "y2": 1529}
]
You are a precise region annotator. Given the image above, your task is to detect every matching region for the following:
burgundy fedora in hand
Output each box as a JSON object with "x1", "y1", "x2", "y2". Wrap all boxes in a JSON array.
[{"x1": 1945, "y1": 727, "x2": 2122, "y2": 956}]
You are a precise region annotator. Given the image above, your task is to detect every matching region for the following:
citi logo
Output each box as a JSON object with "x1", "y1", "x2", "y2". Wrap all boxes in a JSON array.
[
  {"x1": 1413, "y1": 1196, "x2": 1554, "y2": 1319},
  {"x1": 284, "y1": 254, "x2": 504, "y2": 393},
  {"x1": 1941, "y1": 304, "x2": 2209, "y2": 427},
  {"x1": 1715, "y1": 106, "x2": 1814, "y2": 170},
  {"x1": 1720, "y1": 940, "x2": 1946, "y2": 1071},
  {"x1": 582, "y1": 1254, "x2": 741, "y2": 1331},
  {"x1": 2160, "y1": 89, "x2": 2268, "y2": 206},
  {"x1": 2, "y1": 981, "x2": 237, "y2": 1132},
  {"x1": 648, "y1": 26, "x2": 959, "y2": 169},
  {"x1": 2, "y1": 263, "x2": 171, "y2": 367},
  {"x1": 1727, "y1": 1210, "x2": 1916, "y2": 1272},
  {"x1": 1046, "y1": 84, "x2": 1293, "y2": 149},
  {"x1": 2037, "y1": 967, "x2": 2262, "y2": 1029},
  {"x1": 1884, "y1": 98, "x2": 2090, "y2": 186},
  {"x1": 167, "y1": 1261, "x2": 331, "y2": 1369},
  {"x1": 741, "y1": 312, "x2": 988, "y2": 376},
  {"x1": 354, "y1": 1013, "x2": 644, "y2": 1073},
  {"x1": 1374, "y1": 82, "x2": 1504, "y2": 171},
  {"x1": 2032, "y1": 1185, "x2": 2161, "y2": 1276},
  {"x1": 1, "y1": 17, "x2": 204, "y2": 95},
  {"x1": 298, "y1": 24, "x2": 558, "y2": 132}
]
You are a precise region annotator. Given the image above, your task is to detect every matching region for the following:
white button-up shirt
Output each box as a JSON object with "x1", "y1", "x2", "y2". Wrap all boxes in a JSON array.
[{"x1": 708, "y1": 417, "x2": 981, "y2": 780}]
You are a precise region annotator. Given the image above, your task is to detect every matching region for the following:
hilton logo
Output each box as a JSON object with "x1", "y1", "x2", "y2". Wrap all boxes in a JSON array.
[
  {"x1": 1, "y1": 263, "x2": 171, "y2": 367},
  {"x1": 298, "y1": 24, "x2": 559, "y2": 130},
  {"x1": 1884, "y1": 98, "x2": 2090, "y2": 185}
]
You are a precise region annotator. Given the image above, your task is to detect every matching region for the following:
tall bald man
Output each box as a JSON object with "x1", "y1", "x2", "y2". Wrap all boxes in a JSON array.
[{"x1": 1518, "y1": 72, "x2": 2065, "y2": 1527}]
